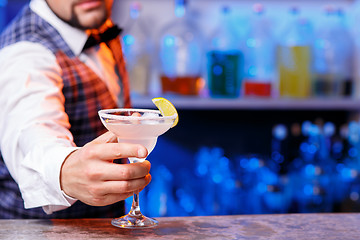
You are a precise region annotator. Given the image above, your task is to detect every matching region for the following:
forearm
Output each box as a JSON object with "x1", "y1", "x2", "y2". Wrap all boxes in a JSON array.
[{"x1": 1, "y1": 111, "x2": 80, "y2": 213}]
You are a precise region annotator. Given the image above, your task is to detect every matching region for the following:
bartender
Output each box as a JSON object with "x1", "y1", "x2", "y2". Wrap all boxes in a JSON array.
[{"x1": 0, "y1": 0, "x2": 151, "y2": 218}]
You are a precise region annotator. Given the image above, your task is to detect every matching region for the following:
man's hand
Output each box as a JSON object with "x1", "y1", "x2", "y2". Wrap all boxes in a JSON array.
[{"x1": 60, "y1": 131, "x2": 151, "y2": 206}]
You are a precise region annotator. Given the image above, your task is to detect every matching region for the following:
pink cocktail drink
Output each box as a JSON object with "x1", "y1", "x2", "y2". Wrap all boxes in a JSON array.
[{"x1": 98, "y1": 108, "x2": 177, "y2": 228}]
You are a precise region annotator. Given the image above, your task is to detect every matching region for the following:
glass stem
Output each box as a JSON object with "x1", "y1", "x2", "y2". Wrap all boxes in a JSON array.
[{"x1": 129, "y1": 191, "x2": 142, "y2": 217}]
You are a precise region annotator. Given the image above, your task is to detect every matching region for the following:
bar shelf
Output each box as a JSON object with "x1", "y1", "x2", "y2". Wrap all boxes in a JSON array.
[{"x1": 132, "y1": 96, "x2": 360, "y2": 110}]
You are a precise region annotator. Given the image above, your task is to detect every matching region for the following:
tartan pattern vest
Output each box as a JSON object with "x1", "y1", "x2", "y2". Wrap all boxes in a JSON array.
[{"x1": 0, "y1": 6, "x2": 127, "y2": 218}]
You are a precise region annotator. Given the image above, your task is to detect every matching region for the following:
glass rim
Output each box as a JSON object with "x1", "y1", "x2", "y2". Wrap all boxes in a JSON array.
[{"x1": 98, "y1": 108, "x2": 177, "y2": 121}]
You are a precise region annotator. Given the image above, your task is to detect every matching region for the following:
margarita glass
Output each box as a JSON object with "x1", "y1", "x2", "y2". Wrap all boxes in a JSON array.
[{"x1": 98, "y1": 108, "x2": 177, "y2": 228}]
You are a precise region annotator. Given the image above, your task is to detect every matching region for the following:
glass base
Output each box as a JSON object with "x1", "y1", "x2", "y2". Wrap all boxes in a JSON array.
[{"x1": 111, "y1": 214, "x2": 158, "y2": 229}]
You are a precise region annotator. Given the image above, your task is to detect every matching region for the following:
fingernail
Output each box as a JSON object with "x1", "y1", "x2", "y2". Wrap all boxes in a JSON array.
[{"x1": 138, "y1": 147, "x2": 147, "y2": 158}]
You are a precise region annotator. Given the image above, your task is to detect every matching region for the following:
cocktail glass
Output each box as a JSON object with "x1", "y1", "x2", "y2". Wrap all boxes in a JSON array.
[{"x1": 98, "y1": 108, "x2": 177, "y2": 228}]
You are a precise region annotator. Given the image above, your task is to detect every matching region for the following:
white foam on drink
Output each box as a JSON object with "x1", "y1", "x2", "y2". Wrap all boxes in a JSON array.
[
  {"x1": 141, "y1": 112, "x2": 159, "y2": 118},
  {"x1": 140, "y1": 112, "x2": 160, "y2": 124}
]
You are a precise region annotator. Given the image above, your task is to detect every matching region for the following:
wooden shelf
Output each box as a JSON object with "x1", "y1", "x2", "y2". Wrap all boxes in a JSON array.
[{"x1": 132, "y1": 96, "x2": 360, "y2": 111}]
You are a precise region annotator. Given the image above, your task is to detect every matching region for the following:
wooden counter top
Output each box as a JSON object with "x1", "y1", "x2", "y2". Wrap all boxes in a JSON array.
[{"x1": 0, "y1": 213, "x2": 359, "y2": 239}]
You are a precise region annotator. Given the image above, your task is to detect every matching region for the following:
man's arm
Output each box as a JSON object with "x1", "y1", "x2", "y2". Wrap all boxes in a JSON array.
[
  {"x1": 0, "y1": 42, "x2": 79, "y2": 211},
  {"x1": 0, "y1": 42, "x2": 152, "y2": 213}
]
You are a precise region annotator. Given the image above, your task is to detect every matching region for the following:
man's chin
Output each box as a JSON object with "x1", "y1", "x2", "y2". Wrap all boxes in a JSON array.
[{"x1": 75, "y1": 14, "x2": 108, "y2": 30}]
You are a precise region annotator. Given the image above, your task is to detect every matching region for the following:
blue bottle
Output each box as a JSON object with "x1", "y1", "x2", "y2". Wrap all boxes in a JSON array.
[
  {"x1": 290, "y1": 122, "x2": 336, "y2": 213},
  {"x1": 271, "y1": 124, "x2": 288, "y2": 173},
  {"x1": 206, "y1": 6, "x2": 243, "y2": 98}
]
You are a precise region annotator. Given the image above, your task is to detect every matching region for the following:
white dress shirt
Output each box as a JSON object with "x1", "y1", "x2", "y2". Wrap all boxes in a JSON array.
[{"x1": 0, "y1": 0, "x2": 120, "y2": 214}]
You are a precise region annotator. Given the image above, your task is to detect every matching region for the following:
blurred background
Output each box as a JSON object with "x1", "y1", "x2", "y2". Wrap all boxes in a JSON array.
[{"x1": 4, "y1": 0, "x2": 360, "y2": 217}]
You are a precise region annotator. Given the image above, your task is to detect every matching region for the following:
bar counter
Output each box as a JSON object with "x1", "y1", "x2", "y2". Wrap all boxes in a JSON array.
[{"x1": 1, "y1": 213, "x2": 359, "y2": 239}]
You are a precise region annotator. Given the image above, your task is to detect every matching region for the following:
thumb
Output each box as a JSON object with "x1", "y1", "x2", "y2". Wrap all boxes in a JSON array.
[{"x1": 92, "y1": 131, "x2": 117, "y2": 144}]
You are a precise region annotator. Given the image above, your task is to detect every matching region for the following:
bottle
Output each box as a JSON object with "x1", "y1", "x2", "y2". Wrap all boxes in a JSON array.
[
  {"x1": 277, "y1": 7, "x2": 313, "y2": 98},
  {"x1": 291, "y1": 122, "x2": 335, "y2": 213},
  {"x1": 206, "y1": 6, "x2": 243, "y2": 98},
  {"x1": 271, "y1": 124, "x2": 288, "y2": 173},
  {"x1": 312, "y1": 6, "x2": 354, "y2": 97},
  {"x1": 158, "y1": 0, "x2": 204, "y2": 96},
  {"x1": 336, "y1": 8, "x2": 354, "y2": 97},
  {"x1": 121, "y1": 2, "x2": 152, "y2": 96},
  {"x1": 334, "y1": 122, "x2": 359, "y2": 206},
  {"x1": 243, "y1": 4, "x2": 275, "y2": 98}
]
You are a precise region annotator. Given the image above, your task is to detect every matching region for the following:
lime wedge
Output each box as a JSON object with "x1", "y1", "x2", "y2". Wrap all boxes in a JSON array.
[{"x1": 152, "y1": 97, "x2": 179, "y2": 127}]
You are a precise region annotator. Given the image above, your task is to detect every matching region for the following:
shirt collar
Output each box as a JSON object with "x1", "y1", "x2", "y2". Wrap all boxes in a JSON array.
[{"x1": 30, "y1": 0, "x2": 88, "y2": 56}]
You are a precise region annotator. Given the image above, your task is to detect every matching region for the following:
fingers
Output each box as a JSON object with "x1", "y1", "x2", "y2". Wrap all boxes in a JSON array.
[
  {"x1": 82, "y1": 192, "x2": 133, "y2": 206},
  {"x1": 91, "y1": 131, "x2": 118, "y2": 144},
  {"x1": 102, "y1": 174, "x2": 152, "y2": 195},
  {"x1": 82, "y1": 174, "x2": 152, "y2": 206},
  {"x1": 61, "y1": 130, "x2": 153, "y2": 207},
  {"x1": 85, "y1": 130, "x2": 148, "y2": 161},
  {"x1": 88, "y1": 160, "x2": 151, "y2": 182},
  {"x1": 83, "y1": 141, "x2": 148, "y2": 161}
]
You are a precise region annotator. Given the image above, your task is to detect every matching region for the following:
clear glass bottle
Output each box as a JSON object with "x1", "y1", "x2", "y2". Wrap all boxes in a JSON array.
[
  {"x1": 121, "y1": 2, "x2": 152, "y2": 96},
  {"x1": 206, "y1": 6, "x2": 243, "y2": 98},
  {"x1": 277, "y1": 7, "x2": 313, "y2": 98},
  {"x1": 243, "y1": 4, "x2": 275, "y2": 98},
  {"x1": 312, "y1": 6, "x2": 354, "y2": 97},
  {"x1": 337, "y1": 8, "x2": 355, "y2": 97},
  {"x1": 158, "y1": 0, "x2": 204, "y2": 96}
]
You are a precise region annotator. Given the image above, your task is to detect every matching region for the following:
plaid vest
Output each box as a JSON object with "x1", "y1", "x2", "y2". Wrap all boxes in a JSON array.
[{"x1": 0, "y1": 6, "x2": 126, "y2": 218}]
